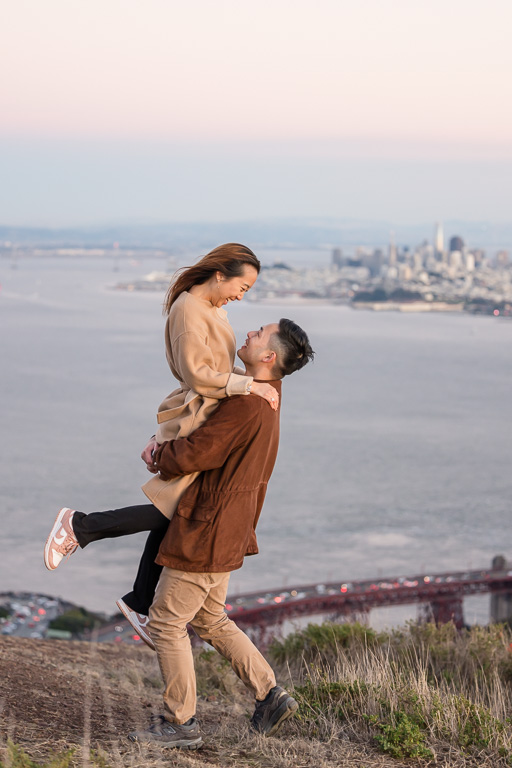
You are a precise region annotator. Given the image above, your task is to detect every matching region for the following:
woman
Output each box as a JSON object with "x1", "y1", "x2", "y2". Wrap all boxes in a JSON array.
[{"x1": 44, "y1": 243, "x2": 278, "y2": 646}]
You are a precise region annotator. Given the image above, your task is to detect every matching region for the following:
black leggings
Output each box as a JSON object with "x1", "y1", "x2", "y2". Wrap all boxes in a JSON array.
[{"x1": 72, "y1": 504, "x2": 168, "y2": 615}]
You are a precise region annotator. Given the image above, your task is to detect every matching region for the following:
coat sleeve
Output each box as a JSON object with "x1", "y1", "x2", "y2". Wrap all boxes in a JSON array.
[
  {"x1": 154, "y1": 397, "x2": 263, "y2": 479},
  {"x1": 172, "y1": 331, "x2": 253, "y2": 398}
]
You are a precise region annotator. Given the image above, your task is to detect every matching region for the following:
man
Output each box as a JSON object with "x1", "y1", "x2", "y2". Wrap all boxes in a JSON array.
[{"x1": 129, "y1": 319, "x2": 314, "y2": 750}]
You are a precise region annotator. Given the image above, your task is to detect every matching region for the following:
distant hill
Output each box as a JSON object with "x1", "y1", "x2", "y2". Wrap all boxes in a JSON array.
[{"x1": 1, "y1": 218, "x2": 510, "y2": 250}]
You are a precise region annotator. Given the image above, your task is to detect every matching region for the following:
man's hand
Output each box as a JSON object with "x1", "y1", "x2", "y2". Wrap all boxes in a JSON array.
[{"x1": 141, "y1": 436, "x2": 160, "y2": 474}]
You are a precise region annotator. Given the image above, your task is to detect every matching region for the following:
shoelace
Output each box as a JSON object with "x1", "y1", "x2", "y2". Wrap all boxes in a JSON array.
[
  {"x1": 61, "y1": 537, "x2": 77, "y2": 554},
  {"x1": 148, "y1": 715, "x2": 166, "y2": 732},
  {"x1": 58, "y1": 534, "x2": 78, "y2": 564}
]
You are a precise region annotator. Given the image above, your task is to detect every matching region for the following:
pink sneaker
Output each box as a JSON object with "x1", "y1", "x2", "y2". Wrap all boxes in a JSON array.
[
  {"x1": 116, "y1": 598, "x2": 155, "y2": 651},
  {"x1": 44, "y1": 508, "x2": 79, "y2": 571}
]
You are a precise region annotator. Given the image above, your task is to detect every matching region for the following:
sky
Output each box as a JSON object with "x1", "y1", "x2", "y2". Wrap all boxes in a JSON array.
[{"x1": 1, "y1": 0, "x2": 512, "y2": 227}]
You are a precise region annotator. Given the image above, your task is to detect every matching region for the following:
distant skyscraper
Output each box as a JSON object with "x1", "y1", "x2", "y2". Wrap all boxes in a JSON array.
[
  {"x1": 367, "y1": 248, "x2": 384, "y2": 277},
  {"x1": 331, "y1": 247, "x2": 343, "y2": 269},
  {"x1": 496, "y1": 250, "x2": 509, "y2": 268},
  {"x1": 464, "y1": 253, "x2": 475, "y2": 272},
  {"x1": 434, "y1": 222, "x2": 444, "y2": 256},
  {"x1": 449, "y1": 250, "x2": 462, "y2": 269},
  {"x1": 388, "y1": 231, "x2": 397, "y2": 266},
  {"x1": 449, "y1": 235, "x2": 465, "y2": 252}
]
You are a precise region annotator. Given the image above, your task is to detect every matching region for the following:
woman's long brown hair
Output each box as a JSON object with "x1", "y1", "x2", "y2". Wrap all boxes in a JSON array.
[{"x1": 163, "y1": 243, "x2": 260, "y2": 314}]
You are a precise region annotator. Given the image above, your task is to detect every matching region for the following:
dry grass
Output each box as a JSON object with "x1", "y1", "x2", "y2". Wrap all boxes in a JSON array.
[
  {"x1": 271, "y1": 621, "x2": 512, "y2": 767},
  {"x1": 1, "y1": 622, "x2": 512, "y2": 767}
]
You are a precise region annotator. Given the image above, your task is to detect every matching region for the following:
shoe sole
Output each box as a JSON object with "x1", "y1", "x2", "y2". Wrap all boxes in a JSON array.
[
  {"x1": 264, "y1": 697, "x2": 299, "y2": 736},
  {"x1": 116, "y1": 599, "x2": 156, "y2": 651},
  {"x1": 44, "y1": 507, "x2": 73, "y2": 571},
  {"x1": 128, "y1": 734, "x2": 203, "y2": 749}
]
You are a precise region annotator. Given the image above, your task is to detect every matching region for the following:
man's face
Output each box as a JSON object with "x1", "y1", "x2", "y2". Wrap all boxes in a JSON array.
[{"x1": 237, "y1": 323, "x2": 280, "y2": 366}]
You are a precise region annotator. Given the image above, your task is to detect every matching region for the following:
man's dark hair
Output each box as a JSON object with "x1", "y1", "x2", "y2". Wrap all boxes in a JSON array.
[{"x1": 271, "y1": 318, "x2": 314, "y2": 378}]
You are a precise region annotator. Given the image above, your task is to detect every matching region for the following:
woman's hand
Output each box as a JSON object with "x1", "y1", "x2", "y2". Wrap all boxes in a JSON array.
[
  {"x1": 141, "y1": 436, "x2": 160, "y2": 473},
  {"x1": 250, "y1": 381, "x2": 279, "y2": 411}
]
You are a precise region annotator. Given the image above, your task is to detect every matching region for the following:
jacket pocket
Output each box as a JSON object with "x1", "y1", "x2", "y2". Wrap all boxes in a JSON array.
[{"x1": 176, "y1": 502, "x2": 216, "y2": 523}]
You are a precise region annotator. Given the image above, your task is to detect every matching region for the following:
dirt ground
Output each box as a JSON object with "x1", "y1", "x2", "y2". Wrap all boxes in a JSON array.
[
  {"x1": 0, "y1": 637, "x2": 416, "y2": 768},
  {"x1": 1, "y1": 637, "x2": 160, "y2": 751}
]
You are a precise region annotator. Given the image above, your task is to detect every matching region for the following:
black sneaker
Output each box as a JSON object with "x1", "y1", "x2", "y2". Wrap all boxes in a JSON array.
[
  {"x1": 250, "y1": 686, "x2": 298, "y2": 736},
  {"x1": 128, "y1": 715, "x2": 203, "y2": 749}
]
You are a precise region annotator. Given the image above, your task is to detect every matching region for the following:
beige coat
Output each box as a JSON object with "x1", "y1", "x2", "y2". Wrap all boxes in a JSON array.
[{"x1": 142, "y1": 291, "x2": 252, "y2": 518}]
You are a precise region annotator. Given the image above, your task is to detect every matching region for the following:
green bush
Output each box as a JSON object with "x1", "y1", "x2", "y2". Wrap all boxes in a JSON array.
[
  {"x1": 453, "y1": 696, "x2": 509, "y2": 751},
  {"x1": 270, "y1": 621, "x2": 381, "y2": 664},
  {"x1": 365, "y1": 711, "x2": 433, "y2": 760},
  {"x1": 48, "y1": 607, "x2": 104, "y2": 636},
  {"x1": 295, "y1": 678, "x2": 370, "y2": 721},
  {"x1": 296, "y1": 676, "x2": 434, "y2": 758}
]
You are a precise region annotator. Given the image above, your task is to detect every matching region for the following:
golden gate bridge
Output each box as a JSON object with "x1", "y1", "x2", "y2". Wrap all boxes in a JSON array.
[{"x1": 224, "y1": 563, "x2": 512, "y2": 647}]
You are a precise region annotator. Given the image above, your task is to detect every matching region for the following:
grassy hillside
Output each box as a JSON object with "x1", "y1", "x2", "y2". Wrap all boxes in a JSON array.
[{"x1": 1, "y1": 621, "x2": 511, "y2": 767}]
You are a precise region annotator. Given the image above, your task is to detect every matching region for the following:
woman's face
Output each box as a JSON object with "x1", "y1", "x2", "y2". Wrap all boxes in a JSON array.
[{"x1": 215, "y1": 264, "x2": 258, "y2": 307}]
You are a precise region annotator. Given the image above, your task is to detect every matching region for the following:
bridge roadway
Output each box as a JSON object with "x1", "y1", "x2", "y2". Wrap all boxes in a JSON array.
[
  {"x1": 77, "y1": 566, "x2": 512, "y2": 648},
  {"x1": 224, "y1": 566, "x2": 512, "y2": 638}
]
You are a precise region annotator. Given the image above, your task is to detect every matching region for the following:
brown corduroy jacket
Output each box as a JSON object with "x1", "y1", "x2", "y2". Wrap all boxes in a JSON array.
[{"x1": 154, "y1": 379, "x2": 282, "y2": 573}]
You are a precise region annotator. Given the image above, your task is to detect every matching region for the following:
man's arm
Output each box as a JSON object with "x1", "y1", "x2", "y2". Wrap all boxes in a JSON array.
[{"x1": 153, "y1": 396, "x2": 266, "y2": 480}]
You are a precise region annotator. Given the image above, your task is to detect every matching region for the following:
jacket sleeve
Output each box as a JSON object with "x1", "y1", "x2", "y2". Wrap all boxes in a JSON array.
[
  {"x1": 172, "y1": 331, "x2": 252, "y2": 398},
  {"x1": 154, "y1": 397, "x2": 263, "y2": 479}
]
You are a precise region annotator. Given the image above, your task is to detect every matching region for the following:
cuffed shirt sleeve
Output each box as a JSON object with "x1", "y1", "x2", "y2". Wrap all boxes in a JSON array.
[{"x1": 226, "y1": 371, "x2": 253, "y2": 395}]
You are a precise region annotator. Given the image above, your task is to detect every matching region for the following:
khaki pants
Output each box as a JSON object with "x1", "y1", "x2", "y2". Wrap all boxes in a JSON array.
[{"x1": 148, "y1": 567, "x2": 276, "y2": 724}]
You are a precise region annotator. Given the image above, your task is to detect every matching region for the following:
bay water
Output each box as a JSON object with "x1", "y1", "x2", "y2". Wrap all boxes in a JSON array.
[{"x1": 1, "y1": 254, "x2": 511, "y2": 627}]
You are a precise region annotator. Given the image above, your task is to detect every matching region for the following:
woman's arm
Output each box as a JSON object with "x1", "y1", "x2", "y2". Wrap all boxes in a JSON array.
[
  {"x1": 174, "y1": 331, "x2": 278, "y2": 409},
  {"x1": 141, "y1": 435, "x2": 159, "y2": 473},
  {"x1": 172, "y1": 330, "x2": 250, "y2": 398}
]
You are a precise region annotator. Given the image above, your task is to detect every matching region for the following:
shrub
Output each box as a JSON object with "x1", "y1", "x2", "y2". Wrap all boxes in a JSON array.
[
  {"x1": 48, "y1": 607, "x2": 104, "y2": 636},
  {"x1": 270, "y1": 621, "x2": 381, "y2": 665},
  {"x1": 366, "y1": 710, "x2": 433, "y2": 760}
]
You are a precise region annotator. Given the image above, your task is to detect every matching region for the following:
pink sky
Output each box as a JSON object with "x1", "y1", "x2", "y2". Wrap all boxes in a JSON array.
[
  {"x1": 2, "y1": 0, "x2": 511, "y2": 148},
  {"x1": 1, "y1": 0, "x2": 511, "y2": 225}
]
